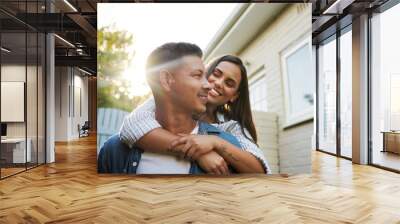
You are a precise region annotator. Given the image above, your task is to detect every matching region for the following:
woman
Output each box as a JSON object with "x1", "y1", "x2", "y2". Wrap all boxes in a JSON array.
[{"x1": 120, "y1": 55, "x2": 270, "y2": 174}]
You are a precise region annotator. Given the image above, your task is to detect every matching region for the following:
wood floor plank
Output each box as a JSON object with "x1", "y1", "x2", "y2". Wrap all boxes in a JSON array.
[{"x1": 0, "y1": 135, "x2": 399, "y2": 223}]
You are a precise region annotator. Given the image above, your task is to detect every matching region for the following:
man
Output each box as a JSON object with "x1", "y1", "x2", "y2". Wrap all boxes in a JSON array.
[{"x1": 98, "y1": 42, "x2": 241, "y2": 174}]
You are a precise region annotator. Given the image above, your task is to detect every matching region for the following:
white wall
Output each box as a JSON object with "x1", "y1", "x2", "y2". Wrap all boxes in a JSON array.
[
  {"x1": 55, "y1": 67, "x2": 89, "y2": 141},
  {"x1": 55, "y1": 66, "x2": 68, "y2": 141},
  {"x1": 1, "y1": 65, "x2": 26, "y2": 138},
  {"x1": 1, "y1": 64, "x2": 46, "y2": 164},
  {"x1": 239, "y1": 4, "x2": 313, "y2": 173},
  {"x1": 72, "y1": 72, "x2": 89, "y2": 138},
  {"x1": 253, "y1": 111, "x2": 279, "y2": 173},
  {"x1": 1, "y1": 65, "x2": 41, "y2": 138}
]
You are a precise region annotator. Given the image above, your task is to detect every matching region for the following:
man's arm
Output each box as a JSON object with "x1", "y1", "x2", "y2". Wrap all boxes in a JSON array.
[
  {"x1": 135, "y1": 128, "x2": 181, "y2": 155},
  {"x1": 138, "y1": 130, "x2": 230, "y2": 174},
  {"x1": 119, "y1": 98, "x2": 231, "y2": 173},
  {"x1": 196, "y1": 151, "x2": 229, "y2": 175},
  {"x1": 212, "y1": 136, "x2": 265, "y2": 173},
  {"x1": 170, "y1": 134, "x2": 265, "y2": 174},
  {"x1": 217, "y1": 121, "x2": 270, "y2": 173}
]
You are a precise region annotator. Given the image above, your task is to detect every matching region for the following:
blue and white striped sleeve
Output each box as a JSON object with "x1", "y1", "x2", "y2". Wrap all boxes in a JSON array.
[
  {"x1": 216, "y1": 121, "x2": 271, "y2": 174},
  {"x1": 119, "y1": 97, "x2": 161, "y2": 148}
]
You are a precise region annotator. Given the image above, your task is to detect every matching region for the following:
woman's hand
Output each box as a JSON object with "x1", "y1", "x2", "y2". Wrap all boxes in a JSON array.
[
  {"x1": 169, "y1": 134, "x2": 219, "y2": 160},
  {"x1": 197, "y1": 151, "x2": 230, "y2": 175}
]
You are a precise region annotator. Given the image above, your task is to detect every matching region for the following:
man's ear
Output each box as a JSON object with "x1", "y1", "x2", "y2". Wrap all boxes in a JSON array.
[{"x1": 159, "y1": 69, "x2": 175, "y2": 92}]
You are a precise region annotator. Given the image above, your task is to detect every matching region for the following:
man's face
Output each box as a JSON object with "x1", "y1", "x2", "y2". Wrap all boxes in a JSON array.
[{"x1": 169, "y1": 55, "x2": 211, "y2": 115}]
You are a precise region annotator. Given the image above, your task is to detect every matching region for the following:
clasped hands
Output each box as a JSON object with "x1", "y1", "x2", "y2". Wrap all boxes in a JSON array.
[{"x1": 168, "y1": 134, "x2": 230, "y2": 175}]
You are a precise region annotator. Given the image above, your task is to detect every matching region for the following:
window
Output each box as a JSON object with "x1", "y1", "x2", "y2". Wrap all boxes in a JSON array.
[
  {"x1": 390, "y1": 74, "x2": 400, "y2": 130},
  {"x1": 281, "y1": 37, "x2": 314, "y2": 127},
  {"x1": 0, "y1": 2, "x2": 47, "y2": 179},
  {"x1": 318, "y1": 35, "x2": 337, "y2": 155},
  {"x1": 340, "y1": 28, "x2": 352, "y2": 158},
  {"x1": 249, "y1": 73, "x2": 267, "y2": 112},
  {"x1": 371, "y1": 3, "x2": 400, "y2": 171}
]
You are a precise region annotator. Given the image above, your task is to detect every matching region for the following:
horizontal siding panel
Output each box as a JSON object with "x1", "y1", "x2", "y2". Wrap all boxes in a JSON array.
[
  {"x1": 280, "y1": 164, "x2": 311, "y2": 174},
  {"x1": 279, "y1": 126, "x2": 314, "y2": 145},
  {"x1": 279, "y1": 135, "x2": 313, "y2": 149},
  {"x1": 263, "y1": 150, "x2": 279, "y2": 161},
  {"x1": 259, "y1": 141, "x2": 278, "y2": 149},
  {"x1": 280, "y1": 150, "x2": 311, "y2": 164},
  {"x1": 253, "y1": 111, "x2": 279, "y2": 173},
  {"x1": 238, "y1": 4, "x2": 312, "y2": 173},
  {"x1": 280, "y1": 136, "x2": 311, "y2": 148}
]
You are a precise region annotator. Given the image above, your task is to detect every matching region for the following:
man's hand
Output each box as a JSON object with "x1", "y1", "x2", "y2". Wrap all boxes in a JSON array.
[
  {"x1": 197, "y1": 151, "x2": 230, "y2": 175},
  {"x1": 169, "y1": 134, "x2": 219, "y2": 160}
]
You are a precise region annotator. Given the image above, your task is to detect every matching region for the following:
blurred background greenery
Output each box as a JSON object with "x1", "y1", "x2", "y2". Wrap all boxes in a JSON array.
[{"x1": 97, "y1": 26, "x2": 151, "y2": 112}]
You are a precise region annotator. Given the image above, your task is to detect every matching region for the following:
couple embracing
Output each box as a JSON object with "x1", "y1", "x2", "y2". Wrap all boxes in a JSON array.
[{"x1": 98, "y1": 42, "x2": 270, "y2": 175}]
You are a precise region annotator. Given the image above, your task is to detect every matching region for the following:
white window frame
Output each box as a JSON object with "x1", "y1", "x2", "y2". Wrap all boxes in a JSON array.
[
  {"x1": 281, "y1": 36, "x2": 314, "y2": 127},
  {"x1": 249, "y1": 67, "x2": 267, "y2": 112}
]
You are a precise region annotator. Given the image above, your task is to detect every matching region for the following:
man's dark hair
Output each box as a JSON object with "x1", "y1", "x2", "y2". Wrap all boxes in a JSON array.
[{"x1": 145, "y1": 42, "x2": 203, "y2": 76}]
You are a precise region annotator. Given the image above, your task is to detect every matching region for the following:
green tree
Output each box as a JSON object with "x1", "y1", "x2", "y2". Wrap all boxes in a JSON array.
[
  {"x1": 97, "y1": 26, "x2": 134, "y2": 80},
  {"x1": 97, "y1": 26, "x2": 150, "y2": 112}
]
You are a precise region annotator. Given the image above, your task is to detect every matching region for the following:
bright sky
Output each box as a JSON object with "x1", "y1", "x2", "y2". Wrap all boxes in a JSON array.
[{"x1": 98, "y1": 3, "x2": 239, "y2": 97}]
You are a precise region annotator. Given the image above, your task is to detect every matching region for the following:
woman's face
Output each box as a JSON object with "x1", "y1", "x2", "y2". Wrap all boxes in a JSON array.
[{"x1": 207, "y1": 61, "x2": 242, "y2": 107}]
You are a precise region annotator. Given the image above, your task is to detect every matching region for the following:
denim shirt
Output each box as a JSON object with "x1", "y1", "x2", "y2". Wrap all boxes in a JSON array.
[{"x1": 98, "y1": 121, "x2": 242, "y2": 174}]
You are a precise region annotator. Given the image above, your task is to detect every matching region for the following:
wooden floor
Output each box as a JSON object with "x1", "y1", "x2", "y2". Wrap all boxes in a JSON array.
[
  {"x1": 373, "y1": 151, "x2": 400, "y2": 171},
  {"x1": 1, "y1": 167, "x2": 26, "y2": 178},
  {"x1": 0, "y1": 135, "x2": 400, "y2": 223},
  {"x1": 1, "y1": 163, "x2": 45, "y2": 178}
]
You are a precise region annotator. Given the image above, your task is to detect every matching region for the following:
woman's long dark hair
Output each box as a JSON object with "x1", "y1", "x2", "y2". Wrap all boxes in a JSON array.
[{"x1": 206, "y1": 55, "x2": 258, "y2": 144}]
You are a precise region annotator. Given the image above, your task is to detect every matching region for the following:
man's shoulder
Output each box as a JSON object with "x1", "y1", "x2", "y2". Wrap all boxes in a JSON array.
[
  {"x1": 103, "y1": 134, "x2": 121, "y2": 147},
  {"x1": 103, "y1": 134, "x2": 141, "y2": 151}
]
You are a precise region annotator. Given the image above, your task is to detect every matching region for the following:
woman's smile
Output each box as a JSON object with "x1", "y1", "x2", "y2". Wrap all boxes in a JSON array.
[{"x1": 208, "y1": 88, "x2": 222, "y2": 98}]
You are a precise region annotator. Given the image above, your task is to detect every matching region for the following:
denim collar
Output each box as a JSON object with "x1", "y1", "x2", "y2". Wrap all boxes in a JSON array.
[{"x1": 198, "y1": 121, "x2": 221, "y2": 134}]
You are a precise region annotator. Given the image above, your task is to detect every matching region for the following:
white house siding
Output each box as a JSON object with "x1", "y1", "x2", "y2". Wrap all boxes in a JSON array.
[
  {"x1": 252, "y1": 111, "x2": 279, "y2": 173},
  {"x1": 239, "y1": 4, "x2": 313, "y2": 173}
]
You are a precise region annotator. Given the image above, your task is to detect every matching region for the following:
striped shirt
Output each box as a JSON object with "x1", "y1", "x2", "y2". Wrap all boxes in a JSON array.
[{"x1": 119, "y1": 98, "x2": 270, "y2": 173}]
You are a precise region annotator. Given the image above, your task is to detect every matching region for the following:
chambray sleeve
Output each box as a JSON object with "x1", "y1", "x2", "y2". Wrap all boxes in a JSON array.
[
  {"x1": 216, "y1": 121, "x2": 271, "y2": 174},
  {"x1": 119, "y1": 97, "x2": 161, "y2": 148}
]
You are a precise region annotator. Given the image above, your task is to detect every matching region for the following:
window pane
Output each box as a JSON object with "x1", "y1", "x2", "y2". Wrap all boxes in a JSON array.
[
  {"x1": 38, "y1": 32, "x2": 45, "y2": 165},
  {"x1": 286, "y1": 43, "x2": 314, "y2": 114},
  {"x1": 318, "y1": 37, "x2": 337, "y2": 154},
  {"x1": 1, "y1": 30, "x2": 28, "y2": 177},
  {"x1": 371, "y1": 3, "x2": 400, "y2": 171},
  {"x1": 340, "y1": 29, "x2": 352, "y2": 158},
  {"x1": 249, "y1": 76, "x2": 268, "y2": 112},
  {"x1": 27, "y1": 31, "x2": 38, "y2": 169}
]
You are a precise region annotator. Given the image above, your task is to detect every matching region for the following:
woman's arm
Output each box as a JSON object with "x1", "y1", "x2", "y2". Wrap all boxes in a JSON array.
[
  {"x1": 119, "y1": 97, "x2": 180, "y2": 155},
  {"x1": 170, "y1": 135, "x2": 265, "y2": 174},
  {"x1": 217, "y1": 121, "x2": 270, "y2": 174},
  {"x1": 119, "y1": 98, "x2": 230, "y2": 173},
  {"x1": 212, "y1": 136, "x2": 265, "y2": 173},
  {"x1": 119, "y1": 97, "x2": 159, "y2": 147}
]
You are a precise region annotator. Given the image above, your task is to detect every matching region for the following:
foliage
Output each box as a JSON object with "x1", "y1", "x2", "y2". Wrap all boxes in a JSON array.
[
  {"x1": 97, "y1": 26, "x2": 134, "y2": 80},
  {"x1": 97, "y1": 84, "x2": 151, "y2": 112},
  {"x1": 97, "y1": 26, "x2": 150, "y2": 112}
]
